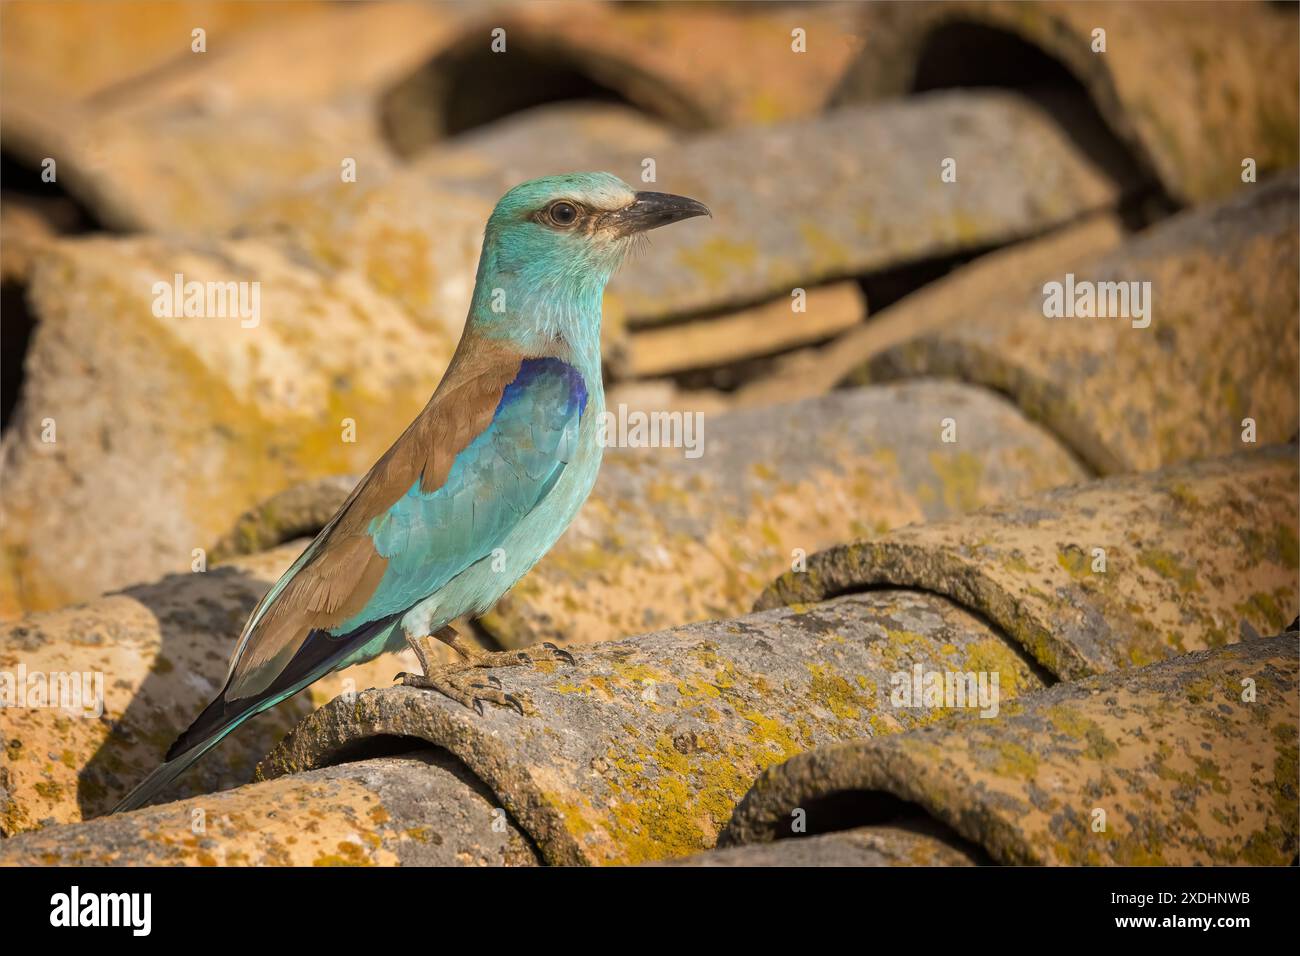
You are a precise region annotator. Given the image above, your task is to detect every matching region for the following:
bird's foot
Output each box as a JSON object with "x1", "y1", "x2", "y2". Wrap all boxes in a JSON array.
[
  {"x1": 394, "y1": 667, "x2": 526, "y2": 717},
  {"x1": 394, "y1": 641, "x2": 575, "y2": 715},
  {"x1": 396, "y1": 629, "x2": 576, "y2": 716},
  {"x1": 459, "y1": 641, "x2": 576, "y2": 670}
]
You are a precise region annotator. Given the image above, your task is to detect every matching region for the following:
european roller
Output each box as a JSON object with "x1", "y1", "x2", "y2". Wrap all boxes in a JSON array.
[{"x1": 113, "y1": 172, "x2": 709, "y2": 812}]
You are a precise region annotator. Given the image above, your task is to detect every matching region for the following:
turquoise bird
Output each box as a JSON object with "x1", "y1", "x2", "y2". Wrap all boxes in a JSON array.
[{"x1": 112, "y1": 172, "x2": 709, "y2": 812}]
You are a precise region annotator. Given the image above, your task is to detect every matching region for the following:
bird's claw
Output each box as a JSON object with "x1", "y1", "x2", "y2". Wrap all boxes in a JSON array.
[
  {"x1": 397, "y1": 640, "x2": 563, "y2": 716},
  {"x1": 469, "y1": 686, "x2": 525, "y2": 717},
  {"x1": 396, "y1": 670, "x2": 525, "y2": 717},
  {"x1": 542, "y1": 642, "x2": 576, "y2": 665}
]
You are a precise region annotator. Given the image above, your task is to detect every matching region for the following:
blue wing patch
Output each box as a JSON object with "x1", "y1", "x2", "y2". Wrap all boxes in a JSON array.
[{"x1": 332, "y1": 356, "x2": 588, "y2": 635}]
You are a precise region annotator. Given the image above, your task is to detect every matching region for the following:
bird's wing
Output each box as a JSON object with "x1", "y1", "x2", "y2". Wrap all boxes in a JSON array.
[{"x1": 167, "y1": 352, "x2": 590, "y2": 759}]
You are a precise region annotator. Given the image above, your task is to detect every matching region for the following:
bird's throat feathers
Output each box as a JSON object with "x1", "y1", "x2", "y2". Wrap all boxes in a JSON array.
[
  {"x1": 466, "y1": 232, "x2": 616, "y2": 364},
  {"x1": 470, "y1": 272, "x2": 606, "y2": 362}
]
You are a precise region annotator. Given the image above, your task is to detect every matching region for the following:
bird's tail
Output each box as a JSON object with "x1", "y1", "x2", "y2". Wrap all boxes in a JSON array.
[
  {"x1": 110, "y1": 683, "x2": 279, "y2": 814},
  {"x1": 111, "y1": 615, "x2": 405, "y2": 814},
  {"x1": 109, "y1": 737, "x2": 227, "y2": 814}
]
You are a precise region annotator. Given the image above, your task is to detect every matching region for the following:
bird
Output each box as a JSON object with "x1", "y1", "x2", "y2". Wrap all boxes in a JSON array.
[{"x1": 112, "y1": 172, "x2": 709, "y2": 813}]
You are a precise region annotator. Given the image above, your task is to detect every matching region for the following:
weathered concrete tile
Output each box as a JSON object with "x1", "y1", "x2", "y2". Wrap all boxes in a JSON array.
[
  {"x1": 0, "y1": 752, "x2": 539, "y2": 866},
  {"x1": 260, "y1": 589, "x2": 1046, "y2": 865},
  {"x1": 624, "y1": 281, "x2": 865, "y2": 379},
  {"x1": 0, "y1": 542, "x2": 442, "y2": 834},
  {"x1": 666, "y1": 821, "x2": 982, "y2": 867},
  {"x1": 604, "y1": 91, "x2": 1128, "y2": 326},
  {"x1": 760, "y1": 446, "x2": 1299, "y2": 679},
  {"x1": 1, "y1": 2, "x2": 462, "y2": 233},
  {"x1": 731, "y1": 213, "x2": 1124, "y2": 409},
  {"x1": 0, "y1": 0, "x2": 330, "y2": 101},
  {"x1": 856, "y1": 173, "x2": 1299, "y2": 473},
  {"x1": 377, "y1": 1, "x2": 865, "y2": 156},
  {"x1": 723, "y1": 633, "x2": 1299, "y2": 865},
  {"x1": 833, "y1": 0, "x2": 1299, "y2": 204}
]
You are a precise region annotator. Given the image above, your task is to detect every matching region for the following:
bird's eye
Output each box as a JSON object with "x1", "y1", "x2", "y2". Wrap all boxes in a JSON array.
[{"x1": 547, "y1": 201, "x2": 579, "y2": 227}]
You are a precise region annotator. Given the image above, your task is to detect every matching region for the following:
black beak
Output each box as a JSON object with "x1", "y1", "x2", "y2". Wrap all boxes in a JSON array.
[{"x1": 608, "y1": 191, "x2": 711, "y2": 237}]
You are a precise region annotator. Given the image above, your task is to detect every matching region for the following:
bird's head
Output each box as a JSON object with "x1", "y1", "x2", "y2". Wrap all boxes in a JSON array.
[
  {"x1": 471, "y1": 172, "x2": 709, "y2": 345},
  {"x1": 485, "y1": 171, "x2": 709, "y2": 277}
]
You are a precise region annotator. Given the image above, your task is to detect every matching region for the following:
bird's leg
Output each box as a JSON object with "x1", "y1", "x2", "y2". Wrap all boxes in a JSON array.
[
  {"x1": 395, "y1": 624, "x2": 575, "y2": 715},
  {"x1": 437, "y1": 625, "x2": 577, "y2": 669},
  {"x1": 396, "y1": 625, "x2": 520, "y2": 714}
]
